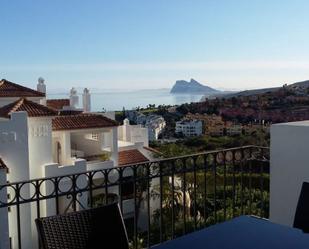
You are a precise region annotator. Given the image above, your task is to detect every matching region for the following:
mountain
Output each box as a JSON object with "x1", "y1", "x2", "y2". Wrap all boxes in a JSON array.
[
  {"x1": 222, "y1": 87, "x2": 280, "y2": 98},
  {"x1": 290, "y1": 80, "x2": 309, "y2": 88},
  {"x1": 170, "y1": 79, "x2": 220, "y2": 94},
  {"x1": 220, "y1": 79, "x2": 309, "y2": 99}
]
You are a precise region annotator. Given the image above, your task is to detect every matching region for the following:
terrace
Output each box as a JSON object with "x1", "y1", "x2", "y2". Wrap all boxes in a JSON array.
[{"x1": 0, "y1": 120, "x2": 308, "y2": 249}]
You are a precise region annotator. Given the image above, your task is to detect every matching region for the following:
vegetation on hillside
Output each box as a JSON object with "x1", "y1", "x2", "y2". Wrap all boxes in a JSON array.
[{"x1": 151, "y1": 129, "x2": 269, "y2": 158}]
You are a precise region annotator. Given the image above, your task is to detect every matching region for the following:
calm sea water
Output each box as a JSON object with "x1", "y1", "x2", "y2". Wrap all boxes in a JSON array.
[{"x1": 48, "y1": 89, "x2": 205, "y2": 112}]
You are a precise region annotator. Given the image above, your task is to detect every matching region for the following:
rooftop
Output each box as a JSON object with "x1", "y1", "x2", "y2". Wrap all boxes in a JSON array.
[
  {"x1": 0, "y1": 98, "x2": 57, "y2": 118},
  {"x1": 0, "y1": 157, "x2": 7, "y2": 169},
  {"x1": 52, "y1": 113, "x2": 118, "y2": 131},
  {"x1": 118, "y1": 149, "x2": 149, "y2": 166},
  {"x1": 0, "y1": 79, "x2": 45, "y2": 97},
  {"x1": 46, "y1": 99, "x2": 70, "y2": 110}
]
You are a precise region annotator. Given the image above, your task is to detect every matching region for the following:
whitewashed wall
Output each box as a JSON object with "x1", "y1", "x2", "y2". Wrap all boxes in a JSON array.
[
  {"x1": 28, "y1": 117, "x2": 54, "y2": 179},
  {"x1": 270, "y1": 121, "x2": 309, "y2": 226},
  {"x1": 0, "y1": 112, "x2": 32, "y2": 249},
  {"x1": 0, "y1": 168, "x2": 9, "y2": 249}
]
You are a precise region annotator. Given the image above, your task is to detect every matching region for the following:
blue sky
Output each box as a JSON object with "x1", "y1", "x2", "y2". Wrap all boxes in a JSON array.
[{"x1": 1, "y1": 0, "x2": 309, "y2": 91}]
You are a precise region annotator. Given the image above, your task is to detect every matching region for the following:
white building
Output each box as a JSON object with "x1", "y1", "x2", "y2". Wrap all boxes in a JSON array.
[
  {"x1": 145, "y1": 115, "x2": 166, "y2": 141},
  {"x1": 125, "y1": 111, "x2": 166, "y2": 141},
  {"x1": 0, "y1": 78, "x2": 154, "y2": 249},
  {"x1": 175, "y1": 120, "x2": 203, "y2": 137},
  {"x1": 0, "y1": 79, "x2": 46, "y2": 107},
  {"x1": 270, "y1": 121, "x2": 309, "y2": 227}
]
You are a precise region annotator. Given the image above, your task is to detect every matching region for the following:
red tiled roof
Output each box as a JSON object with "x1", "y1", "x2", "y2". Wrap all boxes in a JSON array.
[
  {"x1": 52, "y1": 114, "x2": 118, "y2": 131},
  {"x1": 0, "y1": 98, "x2": 57, "y2": 118},
  {"x1": 46, "y1": 99, "x2": 70, "y2": 110},
  {"x1": 0, "y1": 158, "x2": 8, "y2": 170},
  {"x1": 0, "y1": 79, "x2": 45, "y2": 97},
  {"x1": 58, "y1": 110, "x2": 83, "y2": 116},
  {"x1": 118, "y1": 149, "x2": 149, "y2": 166}
]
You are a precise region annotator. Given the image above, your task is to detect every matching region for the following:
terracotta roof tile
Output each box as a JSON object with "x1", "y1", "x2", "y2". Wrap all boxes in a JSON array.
[
  {"x1": 58, "y1": 110, "x2": 83, "y2": 116},
  {"x1": 0, "y1": 79, "x2": 45, "y2": 97},
  {"x1": 52, "y1": 114, "x2": 118, "y2": 131},
  {"x1": 0, "y1": 158, "x2": 8, "y2": 170},
  {"x1": 46, "y1": 99, "x2": 70, "y2": 110},
  {"x1": 0, "y1": 98, "x2": 57, "y2": 118},
  {"x1": 118, "y1": 149, "x2": 149, "y2": 166}
]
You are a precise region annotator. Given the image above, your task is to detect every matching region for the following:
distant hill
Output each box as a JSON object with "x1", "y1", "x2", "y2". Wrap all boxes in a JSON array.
[
  {"x1": 220, "y1": 79, "x2": 309, "y2": 98},
  {"x1": 223, "y1": 87, "x2": 280, "y2": 98},
  {"x1": 290, "y1": 80, "x2": 309, "y2": 88},
  {"x1": 170, "y1": 79, "x2": 220, "y2": 94}
]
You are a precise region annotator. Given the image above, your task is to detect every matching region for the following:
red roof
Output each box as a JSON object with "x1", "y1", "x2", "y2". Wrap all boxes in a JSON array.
[
  {"x1": 118, "y1": 149, "x2": 149, "y2": 166},
  {"x1": 52, "y1": 114, "x2": 118, "y2": 131},
  {"x1": 0, "y1": 98, "x2": 57, "y2": 118},
  {"x1": 0, "y1": 79, "x2": 45, "y2": 97},
  {"x1": 58, "y1": 110, "x2": 83, "y2": 116},
  {"x1": 0, "y1": 158, "x2": 8, "y2": 170},
  {"x1": 46, "y1": 99, "x2": 70, "y2": 110}
]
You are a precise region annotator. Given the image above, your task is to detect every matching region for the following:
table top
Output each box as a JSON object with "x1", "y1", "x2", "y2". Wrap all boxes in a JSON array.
[{"x1": 152, "y1": 216, "x2": 309, "y2": 249}]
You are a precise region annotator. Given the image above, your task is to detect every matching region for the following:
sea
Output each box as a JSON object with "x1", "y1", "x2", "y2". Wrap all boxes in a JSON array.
[{"x1": 47, "y1": 88, "x2": 205, "y2": 112}]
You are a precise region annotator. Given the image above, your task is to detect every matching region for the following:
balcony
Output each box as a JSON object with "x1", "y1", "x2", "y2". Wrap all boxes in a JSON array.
[{"x1": 0, "y1": 145, "x2": 269, "y2": 249}]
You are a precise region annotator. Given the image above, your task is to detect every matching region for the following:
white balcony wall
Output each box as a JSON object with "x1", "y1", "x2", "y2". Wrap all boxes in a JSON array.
[
  {"x1": 118, "y1": 120, "x2": 149, "y2": 147},
  {"x1": 71, "y1": 132, "x2": 103, "y2": 156},
  {"x1": 0, "y1": 112, "x2": 32, "y2": 249},
  {"x1": 28, "y1": 117, "x2": 53, "y2": 179},
  {"x1": 0, "y1": 168, "x2": 9, "y2": 249},
  {"x1": 270, "y1": 121, "x2": 309, "y2": 227}
]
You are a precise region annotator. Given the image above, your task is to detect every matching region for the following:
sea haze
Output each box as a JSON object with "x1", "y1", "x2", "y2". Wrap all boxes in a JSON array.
[{"x1": 47, "y1": 88, "x2": 205, "y2": 111}]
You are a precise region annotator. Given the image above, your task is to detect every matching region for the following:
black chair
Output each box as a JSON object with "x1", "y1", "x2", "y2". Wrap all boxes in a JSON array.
[
  {"x1": 35, "y1": 203, "x2": 129, "y2": 249},
  {"x1": 293, "y1": 182, "x2": 309, "y2": 233}
]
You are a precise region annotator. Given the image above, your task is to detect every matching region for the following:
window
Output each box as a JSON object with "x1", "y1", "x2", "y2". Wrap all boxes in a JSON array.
[
  {"x1": 85, "y1": 133, "x2": 99, "y2": 141},
  {"x1": 91, "y1": 133, "x2": 99, "y2": 140}
]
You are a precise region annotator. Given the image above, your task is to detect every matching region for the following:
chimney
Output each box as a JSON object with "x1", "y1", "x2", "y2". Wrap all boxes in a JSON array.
[
  {"x1": 37, "y1": 77, "x2": 46, "y2": 94},
  {"x1": 82, "y1": 88, "x2": 91, "y2": 112},
  {"x1": 70, "y1": 88, "x2": 79, "y2": 109},
  {"x1": 123, "y1": 118, "x2": 130, "y2": 141}
]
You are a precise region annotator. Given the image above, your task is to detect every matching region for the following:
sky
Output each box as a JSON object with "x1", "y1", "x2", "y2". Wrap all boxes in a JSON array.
[{"x1": 1, "y1": 0, "x2": 309, "y2": 91}]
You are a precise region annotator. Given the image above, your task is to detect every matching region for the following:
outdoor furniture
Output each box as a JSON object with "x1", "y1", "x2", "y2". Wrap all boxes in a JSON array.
[
  {"x1": 294, "y1": 181, "x2": 309, "y2": 232},
  {"x1": 152, "y1": 216, "x2": 309, "y2": 249},
  {"x1": 35, "y1": 203, "x2": 129, "y2": 249}
]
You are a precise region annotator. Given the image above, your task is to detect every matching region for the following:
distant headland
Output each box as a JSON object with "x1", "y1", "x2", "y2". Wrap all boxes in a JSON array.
[{"x1": 170, "y1": 78, "x2": 220, "y2": 94}]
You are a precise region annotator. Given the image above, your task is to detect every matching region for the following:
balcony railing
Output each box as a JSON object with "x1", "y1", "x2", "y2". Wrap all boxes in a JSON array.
[{"x1": 0, "y1": 145, "x2": 269, "y2": 249}]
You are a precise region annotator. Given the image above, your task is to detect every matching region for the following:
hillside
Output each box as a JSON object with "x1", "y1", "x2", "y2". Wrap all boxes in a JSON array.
[{"x1": 221, "y1": 79, "x2": 309, "y2": 99}]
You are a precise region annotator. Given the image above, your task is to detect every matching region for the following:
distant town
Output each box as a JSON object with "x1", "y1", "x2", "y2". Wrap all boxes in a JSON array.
[{"x1": 115, "y1": 79, "x2": 309, "y2": 157}]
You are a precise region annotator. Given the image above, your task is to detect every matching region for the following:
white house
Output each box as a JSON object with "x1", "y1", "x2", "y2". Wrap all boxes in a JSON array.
[
  {"x1": 0, "y1": 79, "x2": 46, "y2": 107},
  {"x1": 145, "y1": 115, "x2": 166, "y2": 141},
  {"x1": 0, "y1": 78, "x2": 154, "y2": 249},
  {"x1": 125, "y1": 111, "x2": 166, "y2": 141},
  {"x1": 175, "y1": 120, "x2": 203, "y2": 137}
]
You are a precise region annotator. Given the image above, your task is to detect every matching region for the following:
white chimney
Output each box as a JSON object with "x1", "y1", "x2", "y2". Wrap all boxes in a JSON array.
[
  {"x1": 37, "y1": 77, "x2": 46, "y2": 94},
  {"x1": 124, "y1": 118, "x2": 130, "y2": 126},
  {"x1": 82, "y1": 88, "x2": 91, "y2": 112},
  {"x1": 122, "y1": 118, "x2": 131, "y2": 141},
  {"x1": 70, "y1": 88, "x2": 79, "y2": 109}
]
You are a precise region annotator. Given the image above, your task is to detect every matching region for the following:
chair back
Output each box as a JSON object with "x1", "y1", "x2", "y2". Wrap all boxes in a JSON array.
[
  {"x1": 293, "y1": 182, "x2": 309, "y2": 232},
  {"x1": 36, "y1": 203, "x2": 129, "y2": 249}
]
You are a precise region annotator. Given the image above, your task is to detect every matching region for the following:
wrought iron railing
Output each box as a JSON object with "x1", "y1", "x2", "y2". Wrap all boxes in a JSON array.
[{"x1": 0, "y1": 145, "x2": 269, "y2": 249}]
